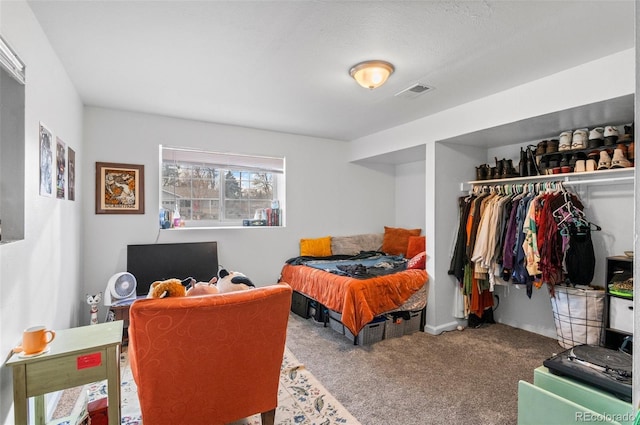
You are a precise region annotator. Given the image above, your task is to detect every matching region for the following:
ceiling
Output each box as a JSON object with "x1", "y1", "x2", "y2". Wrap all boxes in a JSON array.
[{"x1": 26, "y1": 1, "x2": 635, "y2": 142}]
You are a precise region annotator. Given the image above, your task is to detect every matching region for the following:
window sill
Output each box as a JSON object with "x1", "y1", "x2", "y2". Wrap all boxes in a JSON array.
[{"x1": 161, "y1": 225, "x2": 285, "y2": 231}]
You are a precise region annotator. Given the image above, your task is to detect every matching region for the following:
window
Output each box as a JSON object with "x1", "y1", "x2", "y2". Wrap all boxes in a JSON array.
[
  {"x1": 160, "y1": 146, "x2": 285, "y2": 228},
  {"x1": 0, "y1": 34, "x2": 26, "y2": 243}
]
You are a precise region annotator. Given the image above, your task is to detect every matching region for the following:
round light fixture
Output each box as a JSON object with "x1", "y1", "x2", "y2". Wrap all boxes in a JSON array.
[{"x1": 349, "y1": 60, "x2": 395, "y2": 89}]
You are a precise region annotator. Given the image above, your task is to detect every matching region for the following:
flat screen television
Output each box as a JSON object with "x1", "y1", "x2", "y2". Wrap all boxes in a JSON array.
[{"x1": 127, "y1": 242, "x2": 218, "y2": 296}]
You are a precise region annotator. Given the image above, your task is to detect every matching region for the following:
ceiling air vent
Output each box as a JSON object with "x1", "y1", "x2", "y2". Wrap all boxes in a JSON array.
[{"x1": 395, "y1": 83, "x2": 434, "y2": 99}]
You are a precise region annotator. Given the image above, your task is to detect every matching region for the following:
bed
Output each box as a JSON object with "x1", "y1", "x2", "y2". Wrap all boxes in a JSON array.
[{"x1": 279, "y1": 231, "x2": 428, "y2": 337}]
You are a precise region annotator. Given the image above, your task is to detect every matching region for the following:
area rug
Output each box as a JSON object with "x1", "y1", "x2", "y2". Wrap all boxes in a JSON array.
[{"x1": 52, "y1": 348, "x2": 360, "y2": 425}]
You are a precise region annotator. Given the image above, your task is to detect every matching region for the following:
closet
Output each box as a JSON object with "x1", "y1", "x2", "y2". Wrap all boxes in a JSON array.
[
  {"x1": 467, "y1": 163, "x2": 633, "y2": 330},
  {"x1": 426, "y1": 93, "x2": 636, "y2": 414},
  {"x1": 432, "y1": 92, "x2": 635, "y2": 357},
  {"x1": 451, "y1": 177, "x2": 613, "y2": 320}
]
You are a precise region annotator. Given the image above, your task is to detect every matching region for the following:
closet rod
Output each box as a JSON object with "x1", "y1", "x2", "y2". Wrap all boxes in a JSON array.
[
  {"x1": 460, "y1": 174, "x2": 634, "y2": 192},
  {"x1": 562, "y1": 176, "x2": 634, "y2": 186}
]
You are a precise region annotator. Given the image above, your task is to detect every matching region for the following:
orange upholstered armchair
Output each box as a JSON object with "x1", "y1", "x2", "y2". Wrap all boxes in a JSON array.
[{"x1": 128, "y1": 283, "x2": 292, "y2": 425}]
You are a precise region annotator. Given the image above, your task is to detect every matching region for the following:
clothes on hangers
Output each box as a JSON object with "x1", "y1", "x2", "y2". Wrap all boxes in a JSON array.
[
  {"x1": 564, "y1": 223, "x2": 596, "y2": 286},
  {"x1": 449, "y1": 180, "x2": 600, "y2": 309}
]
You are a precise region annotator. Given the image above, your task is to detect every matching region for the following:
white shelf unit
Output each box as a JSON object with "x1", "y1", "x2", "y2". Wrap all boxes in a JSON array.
[{"x1": 461, "y1": 167, "x2": 635, "y2": 192}]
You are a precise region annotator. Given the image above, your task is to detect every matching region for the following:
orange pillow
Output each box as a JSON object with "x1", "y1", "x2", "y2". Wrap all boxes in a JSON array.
[
  {"x1": 406, "y1": 236, "x2": 426, "y2": 259},
  {"x1": 300, "y1": 236, "x2": 332, "y2": 257},
  {"x1": 381, "y1": 226, "x2": 421, "y2": 256},
  {"x1": 407, "y1": 251, "x2": 426, "y2": 269}
]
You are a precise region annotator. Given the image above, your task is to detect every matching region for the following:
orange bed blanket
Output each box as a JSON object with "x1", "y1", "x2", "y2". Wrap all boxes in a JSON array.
[{"x1": 280, "y1": 263, "x2": 427, "y2": 335}]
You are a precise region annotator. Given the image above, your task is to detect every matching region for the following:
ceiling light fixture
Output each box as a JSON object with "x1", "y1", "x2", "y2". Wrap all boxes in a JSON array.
[{"x1": 349, "y1": 60, "x2": 394, "y2": 89}]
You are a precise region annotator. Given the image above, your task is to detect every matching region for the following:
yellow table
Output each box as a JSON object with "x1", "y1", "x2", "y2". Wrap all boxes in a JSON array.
[{"x1": 6, "y1": 321, "x2": 123, "y2": 425}]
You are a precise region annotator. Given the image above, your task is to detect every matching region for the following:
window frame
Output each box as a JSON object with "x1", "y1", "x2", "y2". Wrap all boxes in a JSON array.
[
  {"x1": 159, "y1": 145, "x2": 285, "y2": 229},
  {"x1": 0, "y1": 34, "x2": 26, "y2": 243}
]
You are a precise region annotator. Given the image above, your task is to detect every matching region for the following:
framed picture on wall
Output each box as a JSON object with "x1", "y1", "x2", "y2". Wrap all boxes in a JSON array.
[
  {"x1": 39, "y1": 122, "x2": 53, "y2": 197},
  {"x1": 56, "y1": 137, "x2": 66, "y2": 199},
  {"x1": 95, "y1": 162, "x2": 145, "y2": 214},
  {"x1": 68, "y1": 147, "x2": 76, "y2": 201}
]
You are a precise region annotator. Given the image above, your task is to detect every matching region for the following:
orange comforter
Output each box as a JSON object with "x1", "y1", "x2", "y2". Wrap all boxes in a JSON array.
[{"x1": 280, "y1": 263, "x2": 427, "y2": 335}]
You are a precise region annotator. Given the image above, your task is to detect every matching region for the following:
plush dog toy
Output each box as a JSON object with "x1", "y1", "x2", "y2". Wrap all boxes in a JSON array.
[
  {"x1": 185, "y1": 276, "x2": 219, "y2": 297},
  {"x1": 147, "y1": 278, "x2": 190, "y2": 299},
  {"x1": 216, "y1": 268, "x2": 255, "y2": 293}
]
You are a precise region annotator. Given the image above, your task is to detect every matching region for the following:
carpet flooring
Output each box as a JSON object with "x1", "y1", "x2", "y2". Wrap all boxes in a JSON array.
[
  {"x1": 52, "y1": 313, "x2": 560, "y2": 425},
  {"x1": 51, "y1": 344, "x2": 359, "y2": 425},
  {"x1": 284, "y1": 313, "x2": 561, "y2": 425}
]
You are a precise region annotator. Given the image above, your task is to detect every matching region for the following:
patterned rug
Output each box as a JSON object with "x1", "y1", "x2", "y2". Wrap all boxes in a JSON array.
[{"x1": 52, "y1": 348, "x2": 360, "y2": 425}]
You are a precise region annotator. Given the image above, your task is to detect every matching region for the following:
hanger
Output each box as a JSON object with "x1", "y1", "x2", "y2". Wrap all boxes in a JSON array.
[
  {"x1": 553, "y1": 189, "x2": 585, "y2": 227},
  {"x1": 552, "y1": 189, "x2": 575, "y2": 219},
  {"x1": 555, "y1": 194, "x2": 601, "y2": 232}
]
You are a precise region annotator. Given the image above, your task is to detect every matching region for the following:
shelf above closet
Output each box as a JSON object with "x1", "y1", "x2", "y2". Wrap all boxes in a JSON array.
[
  {"x1": 440, "y1": 94, "x2": 634, "y2": 149},
  {"x1": 460, "y1": 167, "x2": 634, "y2": 192}
]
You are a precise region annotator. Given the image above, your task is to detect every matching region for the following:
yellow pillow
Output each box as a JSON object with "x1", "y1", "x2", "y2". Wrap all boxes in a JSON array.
[{"x1": 300, "y1": 236, "x2": 332, "y2": 257}]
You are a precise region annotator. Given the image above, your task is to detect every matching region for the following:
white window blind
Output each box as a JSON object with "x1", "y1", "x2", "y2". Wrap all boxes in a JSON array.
[
  {"x1": 0, "y1": 34, "x2": 25, "y2": 85},
  {"x1": 162, "y1": 146, "x2": 284, "y2": 174}
]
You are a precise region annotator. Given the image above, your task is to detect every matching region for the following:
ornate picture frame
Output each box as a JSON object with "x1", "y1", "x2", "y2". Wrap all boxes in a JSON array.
[{"x1": 95, "y1": 162, "x2": 145, "y2": 214}]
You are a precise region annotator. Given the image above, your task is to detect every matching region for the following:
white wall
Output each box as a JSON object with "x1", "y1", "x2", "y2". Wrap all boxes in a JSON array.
[
  {"x1": 0, "y1": 1, "x2": 84, "y2": 422},
  {"x1": 81, "y1": 107, "x2": 397, "y2": 305},
  {"x1": 426, "y1": 142, "x2": 487, "y2": 334},
  {"x1": 395, "y1": 160, "x2": 426, "y2": 231}
]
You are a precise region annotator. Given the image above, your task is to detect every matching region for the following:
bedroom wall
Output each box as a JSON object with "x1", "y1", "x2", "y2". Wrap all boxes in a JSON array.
[
  {"x1": 395, "y1": 160, "x2": 426, "y2": 231},
  {"x1": 426, "y1": 142, "x2": 488, "y2": 334},
  {"x1": 81, "y1": 107, "x2": 397, "y2": 309},
  {"x1": 0, "y1": 1, "x2": 84, "y2": 423}
]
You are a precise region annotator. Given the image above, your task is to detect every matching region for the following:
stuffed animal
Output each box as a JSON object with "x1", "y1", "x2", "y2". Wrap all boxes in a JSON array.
[
  {"x1": 147, "y1": 278, "x2": 189, "y2": 299},
  {"x1": 216, "y1": 268, "x2": 255, "y2": 293},
  {"x1": 185, "y1": 276, "x2": 219, "y2": 297}
]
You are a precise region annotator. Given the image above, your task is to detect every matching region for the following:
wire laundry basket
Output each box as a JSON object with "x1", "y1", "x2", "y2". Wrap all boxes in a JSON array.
[{"x1": 550, "y1": 285, "x2": 605, "y2": 349}]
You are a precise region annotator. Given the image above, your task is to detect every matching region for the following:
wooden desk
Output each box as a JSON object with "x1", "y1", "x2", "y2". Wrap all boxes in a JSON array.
[{"x1": 6, "y1": 321, "x2": 123, "y2": 425}]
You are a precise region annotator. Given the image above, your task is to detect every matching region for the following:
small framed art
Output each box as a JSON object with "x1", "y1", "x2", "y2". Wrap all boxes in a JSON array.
[
  {"x1": 39, "y1": 122, "x2": 53, "y2": 197},
  {"x1": 68, "y1": 147, "x2": 76, "y2": 201},
  {"x1": 56, "y1": 137, "x2": 66, "y2": 199},
  {"x1": 95, "y1": 162, "x2": 145, "y2": 214}
]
